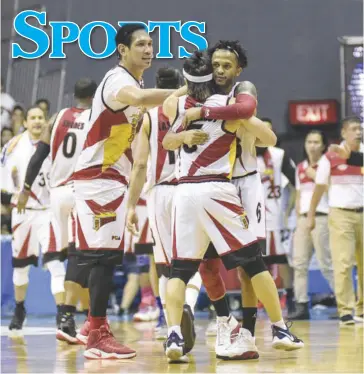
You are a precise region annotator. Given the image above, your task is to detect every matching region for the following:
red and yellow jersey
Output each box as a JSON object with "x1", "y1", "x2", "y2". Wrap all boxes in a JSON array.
[{"x1": 74, "y1": 65, "x2": 144, "y2": 185}]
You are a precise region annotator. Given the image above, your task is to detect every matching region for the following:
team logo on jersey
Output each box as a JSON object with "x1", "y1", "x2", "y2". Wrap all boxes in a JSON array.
[
  {"x1": 240, "y1": 211, "x2": 249, "y2": 229},
  {"x1": 338, "y1": 164, "x2": 348, "y2": 171},
  {"x1": 93, "y1": 212, "x2": 116, "y2": 231}
]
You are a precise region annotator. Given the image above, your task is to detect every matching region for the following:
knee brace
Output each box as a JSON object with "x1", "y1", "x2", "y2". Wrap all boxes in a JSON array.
[
  {"x1": 241, "y1": 256, "x2": 267, "y2": 278},
  {"x1": 199, "y1": 259, "x2": 226, "y2": 301},
  {"x1": 13, "y1": 266, "x2": 30, "y2": 287},
  {"x1": 45, "y1": 260, "x2": 66, "y2": 295}
]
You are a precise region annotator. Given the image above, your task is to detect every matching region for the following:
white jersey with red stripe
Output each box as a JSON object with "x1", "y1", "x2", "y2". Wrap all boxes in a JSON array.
[
  {"x1": 49, "y1": 107, "x2": 90, "y2": 188},
  {"x1": 172, "y1": 94, "x2": 237, "y2": 182},
  {"x1": 256, "y1": 146, "x2": 286, "y2": 231},
  {"x1": 227, "y1": 81, "x2": 258, "y2": 177},
  {"x1": 145, "y1": 106, "x2": 177, "y2": 191},
  {"x1": 1, "y1": 131, "x2": 51, "y2": 208},
  {"x1": 74, "y1": 65, "x2": 144, "y2": 184}
]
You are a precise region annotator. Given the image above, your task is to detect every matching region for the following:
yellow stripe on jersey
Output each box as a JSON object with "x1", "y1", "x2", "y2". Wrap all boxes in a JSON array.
[
  {"x1": 102, "y1": 123, "x2": 132, "y2": 172},
  {"x1": 228, "y1": 138, "x2": 237, "y2": 179},
  {"x1": 6, "y1": 134, "x2": 22, "y2": 155}
]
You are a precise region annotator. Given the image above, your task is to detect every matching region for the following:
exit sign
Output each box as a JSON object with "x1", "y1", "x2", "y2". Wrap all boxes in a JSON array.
[{"x1": 289, "y1": 100, "x2": 339, "y2": 126}]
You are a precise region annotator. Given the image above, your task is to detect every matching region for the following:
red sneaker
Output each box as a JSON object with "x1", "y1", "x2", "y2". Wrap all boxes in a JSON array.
[
  {"x1": 84, "y1": 325, "x2": 136, "y2": 360},
  {"x1": 76, "y1": 319, "x2": 90, "y2": 345}
]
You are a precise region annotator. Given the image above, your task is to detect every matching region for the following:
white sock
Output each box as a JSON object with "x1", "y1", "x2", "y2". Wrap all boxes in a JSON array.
[
  {"x1": 217, "y1": 314, "x2": 239, "y2": 330},
  {"x1": 168, "y1": 325, "x2": 182, "y2": 339},
  {"x1": 272, "y1": 319, "x2": 287, "y2": 330}
]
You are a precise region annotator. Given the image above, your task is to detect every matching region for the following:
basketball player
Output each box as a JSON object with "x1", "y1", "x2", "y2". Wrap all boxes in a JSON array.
[
  {"x1": 126, "y1": 67, "x2": 204, "y2": 350},
  {"x1": 177, "y1": 41, "x2": 272, "y2": 355},
  {"x1": 70, "y1": 24, "x2": 179, "y2": 360},
  {"x1": 2, "y1": 106, "x2": 66, "y2": 333},
  {"x1": 17, "y1": 79, "x2": 98, "y2": 343},
  {"x1": 162, "y1": 51, "x2": 303, "y2": 362}
]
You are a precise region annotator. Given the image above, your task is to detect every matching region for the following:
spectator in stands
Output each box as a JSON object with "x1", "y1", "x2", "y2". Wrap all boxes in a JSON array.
[
  {"x1": 11, "y1": 105, "x2": 25, "y2": 135},
  {"x1": 35, "y1": 98, "x2": 50, "y2": 120},
  {"x1": 1, "y1": 127, "x2": 14, "y2": 148},
  {"x1": 1, "y1": 78, "x2": 15, "y2": 129}
]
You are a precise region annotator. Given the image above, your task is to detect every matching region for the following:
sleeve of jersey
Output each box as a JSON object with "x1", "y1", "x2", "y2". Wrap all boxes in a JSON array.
[
  {"x1": 200, "y1": 94, "x2": 257, "y2": 120},
  {"x1": 315, "y1": 155, "x2": 331, "y2": 185},
  {"x1": 102, "y1": 73, "x2": 129, "y2": 112}
]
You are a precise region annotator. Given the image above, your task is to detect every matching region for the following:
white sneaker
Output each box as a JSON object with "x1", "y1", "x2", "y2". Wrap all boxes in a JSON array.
[
  {"x1": 215, "y1": 316, "x2": 239, "y2": 357},
  {"x1": 206, "y1": 320, "x2": 217, "y2": 337},
  {"x1": 133, "y1": 306, "x2": 159, "y2": 322},
  {"x1": 217, "y1": 328, "x2": 259, "y2": 360}
]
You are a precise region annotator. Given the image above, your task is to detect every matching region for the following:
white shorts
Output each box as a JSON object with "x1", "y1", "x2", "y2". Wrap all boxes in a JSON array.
[
  {"x1": 265, "y1": 229, "x2": 293, "y2": 257},
  {"x1": 74, "y1": 179, "x2": 127, "y2": 251},
  {"x1": 172, "y1": 182, "x2": 257, "y2": 262},
  {"x1": 11, "y1": 208, "x2": 62, "y2": 267},
  {"x1": 124, "y1": 197, "x2": 154, "y2": 254},
  {"x1": 50, "y1": 183, "x2": 75, "y2": 249},
  {"x1": 146, "y1": 184, "x2": 174, "y2": 265},
  {"x1": 232, "y1": 172, "x2": 266, "y2": 240}
]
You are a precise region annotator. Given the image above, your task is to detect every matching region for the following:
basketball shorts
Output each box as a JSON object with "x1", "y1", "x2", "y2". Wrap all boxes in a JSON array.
[
  {"x1": 11, "y1": 208, "x2": 63, "y2": 268},
  {"x1": 146, "y1": 184, "x2": 174, "y2": 265},
  {"x1": 74, "y1": 179, "x2": 127, "y2": 251},
  {"x1": 232, "y1": 171, "x2": 266, "y2": 240},
  {"x1": 50, "y1": 183, "x2": 75, "y2": 250},
  {"x1": 172, "y1": 181, "x2": 258, "y2": 270}
]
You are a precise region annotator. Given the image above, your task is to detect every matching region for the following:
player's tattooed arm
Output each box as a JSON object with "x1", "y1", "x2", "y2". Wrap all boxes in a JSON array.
[{"x1": 126, "y1": 113, "x2": 150, "y2": 235}]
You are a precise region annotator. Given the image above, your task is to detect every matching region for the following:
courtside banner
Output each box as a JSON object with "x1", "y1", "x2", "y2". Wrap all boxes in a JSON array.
[{"x1": 11, "y1": 11, "x2": 208, "y2": 59}]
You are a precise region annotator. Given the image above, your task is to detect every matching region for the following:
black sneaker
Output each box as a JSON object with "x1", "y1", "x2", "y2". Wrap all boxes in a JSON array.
[
  {"x1": 56, "y1": 314, "x2": 78, "y2": 344},
  {"x1": 271, "y1": 323, "x2": 304, "y2": 351},
  {"x1": 340, "y1": 314, "x2": 355, "y2": 326},
  {"x1": 9, "y1": 303, "x2": 26, "y2": 332},
  {"x1": 165, "y1": 331, "x2": 186, "y2": 362},
  {"x1": 181, "y1": 304, "x2": 196, "y2": 354},
  {"x1": 56, "y1": 305, "x2": 64, "y2": 329}
]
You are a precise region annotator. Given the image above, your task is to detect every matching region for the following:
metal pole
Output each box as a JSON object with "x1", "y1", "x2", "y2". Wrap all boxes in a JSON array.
[
  {"x1": 6, "y1": 0, "x2": 20, "y2": 94},
  {"x1": 339, "y1": 43, "x2": 346, "y2": 120},
  {"x1": 57, "y1": 0, "x2": 73, "y2": 111}
]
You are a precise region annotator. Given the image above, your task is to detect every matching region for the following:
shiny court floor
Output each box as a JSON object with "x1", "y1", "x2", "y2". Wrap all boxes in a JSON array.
[{"x1": 1, "y1": 316, "x2": 363, "y2": 373}]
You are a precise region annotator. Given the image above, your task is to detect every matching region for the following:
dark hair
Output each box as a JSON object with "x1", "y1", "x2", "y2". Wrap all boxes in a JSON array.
[
  {"x1": 35, "y1": 98, "x2": 50, "y2": 109},
  {"x1": 342, "y1": 116, "x2": 361, "y2": 129},
  {"x1": 183, "y1": 51, "x2": 215, "y2": 102},
  {"x1": 115, "y1": 24, "x2": 147, "y2": 58},
  {"x1": 209, "y1": 40, "x2": 248, "y2": 69},
  {"x1": 74, "y1": 78, "x2": 97, "y2": 99},
  {"x1": 1, "y1": 127, "x2": 13, "y2": 136},
  {"x1": 156, "y1": 67, "x2": 183, "y2": 89},
  {"x1": 303, "y1": 130, "x2": 328, "y2": 160},
  {"x1": 25, "y1": 105, "x2": 44, "y2": 119},
  {"x1": 12, "y1": 105, "x2": 25, "y2": 114}
]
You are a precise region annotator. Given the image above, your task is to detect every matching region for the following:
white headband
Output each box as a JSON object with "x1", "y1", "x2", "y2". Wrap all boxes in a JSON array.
[{"x1": 183, "y1": 69, "x2": 213, "y2": 83}]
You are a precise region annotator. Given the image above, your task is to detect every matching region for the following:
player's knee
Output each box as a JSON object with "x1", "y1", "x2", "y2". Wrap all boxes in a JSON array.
[
  {"x1": 199, "y1": 260, "x2": 226, "y2": 300},
  {"x1": 241, "y1": 256, "x2": 267, "y2": 278},
  {"x1": 13, "y1": 266, "x2": 30, "y2": 287},
  {"x1": 45, "y1": 260, "x2": 66, "y2": 294}
]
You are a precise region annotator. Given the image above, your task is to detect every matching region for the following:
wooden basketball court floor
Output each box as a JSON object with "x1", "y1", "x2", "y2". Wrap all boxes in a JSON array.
[{"x1": 1, "y1": 316, "x2": 363, "y2": 374}]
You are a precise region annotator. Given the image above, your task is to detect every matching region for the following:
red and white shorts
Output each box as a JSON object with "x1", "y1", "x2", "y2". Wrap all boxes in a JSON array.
[
  {"x1": 124, "y1": 195, "x2": 154, "y2": 254},
  {"x1": 50, "y1": 183, "x2": 76, "y2": 249},
  {"x1": 74, "y1": 179, "x2": 127, "y2": 251},
  {"x1": 172, "y1": 182, "x2": 257, "y2": 260},
  {"x1": 146, "y1": 184, "x2": 175, "y2": 265},
  {"x1": 11, "y1": 208, "x2": 62, "y2": 265},
  {"x1": 232, "y1": 172, "x2": 266, "y2": 240}
]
